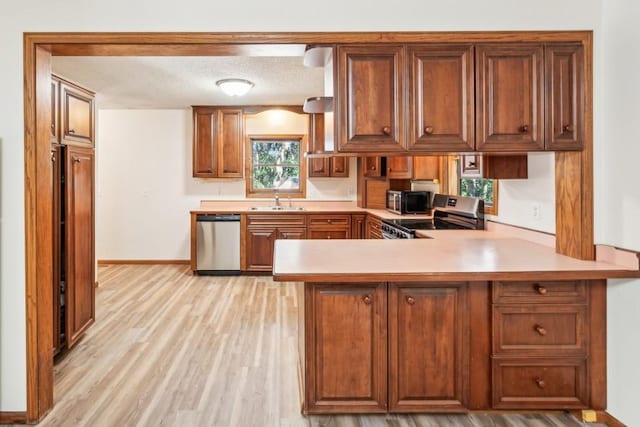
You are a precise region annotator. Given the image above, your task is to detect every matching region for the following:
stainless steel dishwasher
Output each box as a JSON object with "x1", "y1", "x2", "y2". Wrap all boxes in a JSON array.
[{"x1": 196, "y1": 214, "x2": 241, "y2": 275}]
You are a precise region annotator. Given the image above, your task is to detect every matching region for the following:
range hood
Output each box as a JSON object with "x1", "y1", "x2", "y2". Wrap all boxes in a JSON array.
[{"x1": 303, "y1": 96, "x2": 333, "y2": 113}]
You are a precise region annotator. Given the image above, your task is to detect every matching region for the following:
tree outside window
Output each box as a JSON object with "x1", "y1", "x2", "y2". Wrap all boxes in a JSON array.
[
  {"x1": 247, "y1": 135, "x2": 306, "y2": 197},
  {"x1": 459, "y1": 178, "x2": 498, "y2": 215}
]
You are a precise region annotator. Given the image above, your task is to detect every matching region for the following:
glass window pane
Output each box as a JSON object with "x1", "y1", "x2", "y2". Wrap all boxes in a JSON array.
[
  {"x1": 252, "y1": 140, "x2": 299, "y2": 165},
  {"x1": 252, "y1": 166, "x2": 300, "y2": 190},
  {"x1": 460, "y1": 178, "x2": 494, "y2": 206}
]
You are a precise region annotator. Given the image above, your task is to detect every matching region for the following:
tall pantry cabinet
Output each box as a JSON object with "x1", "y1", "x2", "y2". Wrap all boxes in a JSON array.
[{"x1": 51, "y1": 74, "x2": 96, "y2": 354}]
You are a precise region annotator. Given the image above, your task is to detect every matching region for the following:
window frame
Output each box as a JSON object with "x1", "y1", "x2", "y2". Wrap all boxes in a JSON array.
[
  {"x1": 459, "y1": 177, "x2": 499, "y2": 215},
  {"x1": 245, "y1": 134, "x2": 307, "y2": 198}
]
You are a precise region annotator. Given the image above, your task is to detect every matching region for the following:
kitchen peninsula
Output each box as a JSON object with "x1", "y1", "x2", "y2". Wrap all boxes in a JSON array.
[{"x1": 272, "y1": 237, "x2": 639, "y2": 415}]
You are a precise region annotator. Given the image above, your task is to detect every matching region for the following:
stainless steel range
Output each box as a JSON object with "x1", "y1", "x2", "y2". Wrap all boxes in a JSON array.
[{"x1": 381, "y1": 194, "x2": 485, "y2": 239}]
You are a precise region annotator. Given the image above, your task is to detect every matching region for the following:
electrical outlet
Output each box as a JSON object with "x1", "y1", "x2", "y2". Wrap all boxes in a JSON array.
[{"x1": 532, "y1": 203, "x2": 541, "y2": 220}]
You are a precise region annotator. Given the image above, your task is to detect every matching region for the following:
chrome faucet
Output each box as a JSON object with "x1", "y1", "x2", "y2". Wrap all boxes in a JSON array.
[{"x1": 274, "y1": 193, "x2": 280, "y2": 207}]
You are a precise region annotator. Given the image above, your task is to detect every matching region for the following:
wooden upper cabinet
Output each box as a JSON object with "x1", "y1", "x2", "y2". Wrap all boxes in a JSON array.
[
  {"x1": 387, "y1": 156, "x2": 413, "y2": 179},
  {"x1": 476, "y1": 44, "x2": 544, "y2": 151},
  {"x1": 60, "y1": 80, "x2": 95, "y2": 148},
  {"x1": 65, "y1": 146, "x2": 95, "y2": 348},
  {"x1": 308, "y1": 113, "x2": 350, "y2": 178},
  {"x1": 407, "y1": 45, "x2": 475, "y2": 152},
  {"x1": 412, "y1": 156, "x2": 441, "y2": 180},
  {"x1": 192, "y1": 107, "x2": 244, "y2": 178},
  {"x1": 336, "y1": 45, "x2": 404, "y2": 152},
  {"x1": 545, "y1": 43, "x2": 585, "y2": 150},
  {"x1": 363, "y1": 156, "x2": 385, "y2": 178}
]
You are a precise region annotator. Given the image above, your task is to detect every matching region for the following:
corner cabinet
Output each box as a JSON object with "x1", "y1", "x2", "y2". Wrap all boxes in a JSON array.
[
  {"x1": 407, "y1": 45, "x2": 475, "y2": 152},
  {"x1": 335, "y1": 45, "x2": 405, "y2": 153},
  {"x1": 304, "y1": 283, "x2": 388, "y2": 414},
  {"x1": 192, "y1": 107, "x2": 244, "y2": 178},
  {"x1": 475, "y1": 44, "x2": 545, "y2": 151}
]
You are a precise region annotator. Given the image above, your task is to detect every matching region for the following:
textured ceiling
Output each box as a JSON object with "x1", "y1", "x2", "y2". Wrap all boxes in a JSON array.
[{"x1": 52, "y1": 55, "x2": 325, "y2": 109}]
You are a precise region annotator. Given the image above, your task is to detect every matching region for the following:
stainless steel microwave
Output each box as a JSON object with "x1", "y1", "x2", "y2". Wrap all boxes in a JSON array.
[{"x1": 386, "y1": 190, "x2": 431, "y2": 215}]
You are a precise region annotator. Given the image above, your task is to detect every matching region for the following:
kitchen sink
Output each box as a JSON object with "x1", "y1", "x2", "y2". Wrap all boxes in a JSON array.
[{"x1": 249, "y1": 206, "x2": 305, "y2": 211}]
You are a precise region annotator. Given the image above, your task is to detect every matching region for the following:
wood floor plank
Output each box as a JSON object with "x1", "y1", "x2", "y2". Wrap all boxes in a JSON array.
[{"x1": 6, "y1": 265, "x2": 608, "y2": 427}]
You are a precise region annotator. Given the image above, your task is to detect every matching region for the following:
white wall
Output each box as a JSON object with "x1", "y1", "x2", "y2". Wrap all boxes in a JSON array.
[
  {"x1": 6, "y1": 0, "x2": 638, "y2": 416},
  {"x1": 489, "y1": 153, "x2": 556, "y2": 233},
  {"x1": 602, "y1": 0, "x2": 640, "y2": 425},
  {"x1": 97, "y1": 109, "x2": 356, "y2": 260}
]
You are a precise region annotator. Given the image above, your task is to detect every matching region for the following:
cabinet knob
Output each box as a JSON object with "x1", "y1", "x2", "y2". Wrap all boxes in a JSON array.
[
  {"x1": 406, "y1": 296, "x2": 415, "y2": 305},
  {"x1": 424, "y1": 125, "x2": 434, "y2": 135},
  {"x1": 520, "y1": 125, "x2": 529, "y2": 133},
  {"x1": 68, "y1": 129, "x2": 76, "y2": 134},
  {"x1": 73, "y1": 157, "x2": 81, "y2": 164},
  {"x1": 563, "y1": 124, "x2": 574, "y2": 133},
  {"x1": 51, "y1": 151, "x2": 56, "y2": 162},
  {"x1": 327, "y1": 235, "x2": 332, "y2": 239},
  {"x1": 51, "y1": 123, "x2": 55, "y2": 130},
  {"x1": 362, "y1": 295, "x2": 372, "y2": 305},
  {"x1": 369, "y1": 165, "x2": 376, "y2": 170},
  {"x1": 534, "y1": 284, "x2": 547, "y2": 295},
  {"x1": 381, "y1": 126, "x2": 391, "y2": 135},
  {"x1": 327, "y1": 219, "x2": 332, "y2": 224},
  {"x1": 534, "y1": 324, "x2": 547, "y2": 336},
  {"x1": 535, "y1": 378, "x2": 546, "y2": 389},
  {"x1": 207, "y1": 167, "x2": 212, "y2": 173}
]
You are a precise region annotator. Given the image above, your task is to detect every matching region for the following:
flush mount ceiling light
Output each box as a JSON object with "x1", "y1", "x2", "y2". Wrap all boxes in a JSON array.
[{"x1": 215, "y1": 78, "x2": 254, "y2": 96}]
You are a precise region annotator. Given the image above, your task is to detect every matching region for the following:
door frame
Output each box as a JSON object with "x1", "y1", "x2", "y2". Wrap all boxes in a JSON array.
[{"x1": 23, "y1": 30, "x2": 593, "y2": 422}]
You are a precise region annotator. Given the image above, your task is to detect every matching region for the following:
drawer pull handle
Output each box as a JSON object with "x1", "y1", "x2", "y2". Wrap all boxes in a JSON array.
[
  {"x1": 534, "y1": 284, "x2": 547, "y2": 295},
  {"x1": 534, "y1": 324, "x2": 547, "y2": 336},
  {"x1": 382, "y1": 126, "x2": 391, "y2": 135},
  {"x1": 563, "y1": 124, "x2": 574, "y2": 133},
  {"x1": 424, "y1": 125, "x2": 434, "y2": 135},
  {"x1": 535, "y1": 378, "x2": 546, "y2": 388},
  {"x1": 327, "y1": 235, "x2": 331, "y2": 239},
  {"x1": 362, "y1": 295, "x2": 372, "y2": 305},
  {"x1": 520, "y1": 124, "x2": 529, "y2": 133},
  {"x1": 327, "y1": 219, "x2": 332, "y2": 224},
  {"x1": 406, "y1": 296, "x2": 415, "y2": 305}
]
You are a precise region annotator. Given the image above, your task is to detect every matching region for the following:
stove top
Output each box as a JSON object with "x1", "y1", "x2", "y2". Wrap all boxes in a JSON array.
[{"x1": 383, "y1": 218, "x2": 435, "y2": 232}]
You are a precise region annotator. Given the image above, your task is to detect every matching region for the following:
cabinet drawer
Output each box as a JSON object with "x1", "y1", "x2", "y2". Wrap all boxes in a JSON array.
[
  {"x1": 246, "y1": 214, "x2": 306, "y2": 227},
  {"x1": 493, "y1": 305, "x2": 586, "y2": 355},
  {"x1": 493, "y1": 280, "x2": 587, "y2": 304},
  {"x1": 308, "y1": 214, "x2": 351, "y2": 228},
  {"x1": 492, "y1": 358, "x2": 588, "y2": 409},
  {"x1": 308, "y1": 229, "x2": 351, "y2": 240}
]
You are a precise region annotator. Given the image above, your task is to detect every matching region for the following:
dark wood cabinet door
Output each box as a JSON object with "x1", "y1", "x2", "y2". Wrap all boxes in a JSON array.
[
  {"x1": 330, "y1": 157, "x2": 349, "y2": 177},
  {"x1": 245, "y1": 227, "x2": 277, "y2": 272},
  {"x1": 545, "y1": 43, "x2": 584, "y2": 150},
  {"x1": 307, "y1": 229, "x2": 350, "y2": 240},
  {"x1": 387, "y1": 156, "x2": 412, "y2": 179},
  {"x1": 365, "y1": 216, "x2": 383, "y2": 239},
  {"x1": 51, "y1": 144, "x2": 62, "y2": 353},
  {"x1": 193, "y1": 109, "x2": 217, "y2": 177},
  {"x1": 363, "y1": 156, "x2": 385, "y2": 178},
  {"x1": 336, "y1": 45, "x2": 404, "y2": 152},
  {"x1": 305, "y1": 283, "x2": 387, "y2": 413},
  {"x1": 308, "y1": 113, "x2": 330, "y2": 177},
  {"x1": 408, "y1": 45, "x2": 474, "y2": 152},
  {"x1": 389, "y1": 283, "x2": 468, "y2": 411},
  {"x1": 412, "y1": 156, "x2": 440, "y2": 180},
  {"x1": 351, "y1": 214, "x2": 366, "y2": 239},
  {"x1": 218, "y1": 109, "x2": 244, "y2": 177},
  {"x1": 65, "y1": 146, "x2": 95, "y2": 348},
  {"x1": 476, "y1": 44, "x2": 544, "y2": 151},
  {"x1": 51, "y1": 77, "x2": 59, "y2": 143},
  {"x1": 60, "y1": 81, "x2": 95, "y2": 148}
]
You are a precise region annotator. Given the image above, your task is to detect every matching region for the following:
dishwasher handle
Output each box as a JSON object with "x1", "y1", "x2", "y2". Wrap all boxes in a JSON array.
[{"x1": 196, "y1": 214, "x2": 240, "y2": 222}]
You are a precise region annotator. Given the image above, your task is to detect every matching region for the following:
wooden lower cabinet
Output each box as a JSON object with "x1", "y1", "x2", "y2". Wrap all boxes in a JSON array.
[
  {"x1": 365, "y1": 215, "x2": 383, "y2": 239},
  {"x1": 307, "y1": 214, "x2": 351, "y2": 240},
  {"x1": 245, "y1": 227, "x2": 277, "y2": 272},
  {"x1": 304, "y1": 283, "x2": 388, "y2": 414},
  {"x1": 389, "y1": 283, "x2": 468, "y2": 412}
]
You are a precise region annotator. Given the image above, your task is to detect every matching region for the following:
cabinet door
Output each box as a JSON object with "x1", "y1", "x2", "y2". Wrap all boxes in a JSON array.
[
  {"x1": 307, "y1": 229, "x2": 350, "y2": 240},
  {"x1": 476, "y1": 44, "x2": 544, "y2": 151},
  {"x1": 218, "y1": 109, "x2": 244, "y2": 177},
  {"x1": 389, "y1": 283, "x2": 468, "y2": 411},
  {"x1": 408, "y1": 45, "x2": 474, "y2": 152},
  {"x1": 51, "y1": 144, "x2": 62, "y2": 353},
  {"x1": 60, "y1": 81, "x2": 95, "y2": 147},
  {"x1": 545, "y1": 43, "x2": 584, "y2": 150},
  {"x1": 308, "y1": 113, "x2": 330, "y2": 177},
  {"x1": 412, "y1": 156, "x2": 440, "y2": 181},
  {"x1": 245, "y1": 227, "x2": 277, "y2": 272},
  {"x1": 336, "y1": 45, "x2": 404, "y2": 152},
  {"x1": 351, "y1": 214, "x2": 366, "y2": 239},
  {"x1": 51, "y1": 77, "x2": 59, "y2": 143},
  {"x1": 277, "y1": 227, "x2": 306, "y2": 240},
  {"x1": 305, "y1": 283, "x2": 387, "y2": 413},
  {"x1": 330, "y1": 157, "x2": 349, "y2": 177},
  {"x1": 363, "y1": 156, "x2": 385, "y2": 178},
  {"x1": 387, "y1": 156, "x2": 412, "y2": 179},
  {"x1": 193, "y1": 109, "x2": 217, "y2": 177},
  {"x1": 366, "y1": 216, "x2": 383, "y2": 239},
  {"x1": 65, "y1": 146, "x2": 95, "y2": 348}
]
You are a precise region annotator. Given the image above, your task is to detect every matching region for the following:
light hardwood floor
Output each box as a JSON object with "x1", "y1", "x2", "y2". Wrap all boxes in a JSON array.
[{"x1": 17, "y1": 265, "x2": 604, "y2": 426}]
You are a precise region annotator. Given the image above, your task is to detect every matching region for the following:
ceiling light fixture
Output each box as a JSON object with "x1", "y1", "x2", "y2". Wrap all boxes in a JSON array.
[{"x1": 216, "y1": 78, "x2": 254, "y2": 97}]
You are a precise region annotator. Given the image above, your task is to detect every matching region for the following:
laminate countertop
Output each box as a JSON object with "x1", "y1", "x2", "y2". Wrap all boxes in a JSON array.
[
  {"x1": 272, "y1": 236, "x2": 640, "y2": 282},
  {"x1": 190, "y1": 200, "x2": 433, "y2": 220}
]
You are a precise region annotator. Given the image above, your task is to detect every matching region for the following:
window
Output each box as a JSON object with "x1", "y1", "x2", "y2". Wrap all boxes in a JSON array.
[
  {"x1": 459, "y1": 178, "x2": 498, "y2": 215},
  {"x1": 247, "y1": 135, "x2": 306, "y2": 197}
]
